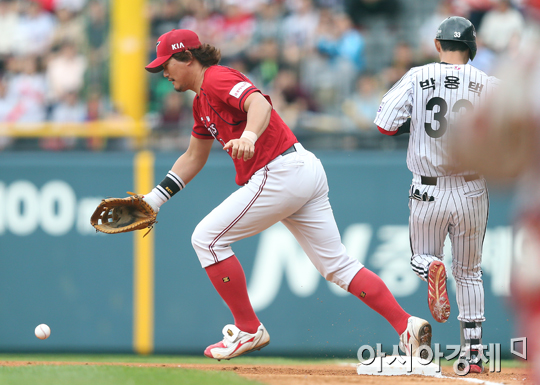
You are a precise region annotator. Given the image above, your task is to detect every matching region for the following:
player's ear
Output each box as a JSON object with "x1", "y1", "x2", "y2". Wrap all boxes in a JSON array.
[
  {"x1": 434, "y1": 39, "x2": 441, "y2": 53},
  {"x1": 184, "y1": 50, "x2": 194, "y2": 65}
]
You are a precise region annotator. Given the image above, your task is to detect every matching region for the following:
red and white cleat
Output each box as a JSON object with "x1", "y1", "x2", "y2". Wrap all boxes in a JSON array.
[
  {"x1": 399, "y1": 316, "x2": 432, "y2": 359},
  {"x1": 204, "y1": 324, "x2": 270, "y2": 360},
  {"x1": 428, "y1": 260, "x2": 451, "y2": 323}
]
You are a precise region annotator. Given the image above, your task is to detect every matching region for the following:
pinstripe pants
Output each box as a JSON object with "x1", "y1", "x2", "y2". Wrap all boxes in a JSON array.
[{"x1": 409, "y1": 174, "x2": 488, "y2": 325}]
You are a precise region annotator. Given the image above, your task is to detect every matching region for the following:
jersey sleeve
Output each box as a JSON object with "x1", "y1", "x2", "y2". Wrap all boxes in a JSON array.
[
  {"x1": 206, "y1": 69, "x2": 261, "y2": 112},
  {"x1": 191, "y1": 97, "x2": 214, "y2": 140},
  {"x1": 374, "y1": 69, "x2": 414, "y2": 133}
]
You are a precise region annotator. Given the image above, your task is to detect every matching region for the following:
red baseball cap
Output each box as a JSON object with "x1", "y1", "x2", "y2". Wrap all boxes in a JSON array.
[{"x1": 145, "y1": 29, "x2": 202, "y2": 73}]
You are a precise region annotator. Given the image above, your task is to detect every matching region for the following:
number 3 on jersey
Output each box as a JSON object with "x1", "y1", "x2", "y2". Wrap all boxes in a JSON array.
[{"x1": 425, "y1": 97, "x2": 473, "y2": 138}]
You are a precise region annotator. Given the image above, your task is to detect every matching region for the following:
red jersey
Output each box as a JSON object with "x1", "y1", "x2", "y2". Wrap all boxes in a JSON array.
[{"x1": 191, "y1": 65, "x2": 298, "y2": 185}]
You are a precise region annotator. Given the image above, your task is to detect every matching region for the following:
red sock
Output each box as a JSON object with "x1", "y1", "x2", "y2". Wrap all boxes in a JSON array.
[
  {"x1": 205, "y1": 255, "x2": 260, "y2": 334},
  {"x1": 348, "y1": 268, "x2": 410, "y2": 335}
]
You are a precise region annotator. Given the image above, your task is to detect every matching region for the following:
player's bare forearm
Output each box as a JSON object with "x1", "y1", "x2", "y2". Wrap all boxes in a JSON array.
[
  {"x1": 170, "y1": 136, "x2": 213, "y2": 185},
  {"x1": 224, "y1": 92, "x2": 272, "y2": 161},
  {"x1": 244, "y1": 92, "x2": 272, "y2": 138}
]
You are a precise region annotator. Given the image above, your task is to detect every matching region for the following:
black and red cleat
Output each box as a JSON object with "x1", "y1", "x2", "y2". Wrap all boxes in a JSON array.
[{"x1": 457, "y1": 349, "x2": 484, "y2": 374}]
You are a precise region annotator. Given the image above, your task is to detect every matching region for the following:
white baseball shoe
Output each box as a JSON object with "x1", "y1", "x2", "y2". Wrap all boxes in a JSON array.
[
  {"x1": 399, "y1": 316, "x2": 432, "y2": 359},
  {"x1": 204, "y1": 324, "x2": 270, "y2": 360}
]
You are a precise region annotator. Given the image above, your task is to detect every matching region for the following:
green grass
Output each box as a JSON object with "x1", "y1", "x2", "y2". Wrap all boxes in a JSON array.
[
  {"x1": 0, "y1": 353, "x2": 353, "y2": 366},
  {"x1": 0, "y1": 364, "x2": 263, "y2": 385},
  {"x1": 0, "y1": 354, "x2": 351, "y2": 385}
]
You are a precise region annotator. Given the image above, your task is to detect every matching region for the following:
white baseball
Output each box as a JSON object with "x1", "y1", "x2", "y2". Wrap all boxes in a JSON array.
[{"x1": 35, "y1": 324, "x2": 51, "y2": 340}]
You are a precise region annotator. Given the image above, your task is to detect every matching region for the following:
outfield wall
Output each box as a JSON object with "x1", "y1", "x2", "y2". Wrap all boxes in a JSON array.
[{"x1": 0, "y1": 150, "x2": 517, "y2": 357}]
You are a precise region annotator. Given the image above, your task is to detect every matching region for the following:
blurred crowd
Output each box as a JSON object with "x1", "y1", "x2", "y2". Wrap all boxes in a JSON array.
[
  {"x1": 0, "y1": 0, "x2": 115, "y2": 150},
  {"x1": 0, "y1": 0, "x2": 528, "y2": 151}
]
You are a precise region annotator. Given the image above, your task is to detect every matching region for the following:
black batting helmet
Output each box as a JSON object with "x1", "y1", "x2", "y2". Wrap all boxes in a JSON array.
[{"x1": 435, "y1": 16, "x2": 477, "y2": 60}]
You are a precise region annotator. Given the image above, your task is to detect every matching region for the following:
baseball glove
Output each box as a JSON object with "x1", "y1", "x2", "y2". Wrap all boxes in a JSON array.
[{"x1": 90, "y1": 192, "x2": 157, "y2": 236}]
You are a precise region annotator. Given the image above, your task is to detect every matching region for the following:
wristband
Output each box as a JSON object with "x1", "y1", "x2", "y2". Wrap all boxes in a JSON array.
[
  {"x1": 144, "y1": 170, "x2": 185, "y2": 210},
  {"x1": 157, "y1": 170, "x2": 185, "y2": 198},
  {"x1": 240, "y1": 130, "x2": 258, "y2": 144}
]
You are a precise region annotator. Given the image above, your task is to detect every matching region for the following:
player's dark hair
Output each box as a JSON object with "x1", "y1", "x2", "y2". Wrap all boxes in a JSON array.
[
  {"x1": 439, "y1": 40, "x2": 469, "y2": 55},
  {"x1": 171, "y1": 44, "x2": 221, "y2": 68}
]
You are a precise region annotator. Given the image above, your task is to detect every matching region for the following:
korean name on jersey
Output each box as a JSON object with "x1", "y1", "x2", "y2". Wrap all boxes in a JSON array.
[{"x1": 375, "y1": 63, "x2": 499, "y2": 177}]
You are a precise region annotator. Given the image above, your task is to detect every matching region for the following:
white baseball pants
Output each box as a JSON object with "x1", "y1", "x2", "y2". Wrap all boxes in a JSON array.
[
  {"x1": 191, "y1": 143, "x2": 363, "y2": 290},
  {"x1": 409, "y1": 174, "x2": 488, "y2": 327}
]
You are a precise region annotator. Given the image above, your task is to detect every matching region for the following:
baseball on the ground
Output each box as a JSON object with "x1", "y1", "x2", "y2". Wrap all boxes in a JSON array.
[{"x1": 34, "y1": 324, "x2": 51, "y2": 340}]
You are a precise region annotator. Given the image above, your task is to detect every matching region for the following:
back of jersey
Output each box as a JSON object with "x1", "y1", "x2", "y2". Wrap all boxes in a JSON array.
[{"x1": 375, "y1": 62, "x2": 498, "y2": 177}]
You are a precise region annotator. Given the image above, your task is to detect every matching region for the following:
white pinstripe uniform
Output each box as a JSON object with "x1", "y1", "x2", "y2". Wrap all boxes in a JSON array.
[{"x1": 375, "y1": 62, "x2": 498, "y2": 349}]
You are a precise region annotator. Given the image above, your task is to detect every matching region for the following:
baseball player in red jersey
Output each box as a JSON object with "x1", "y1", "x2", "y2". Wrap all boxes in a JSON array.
[{"x1": 142, "y1": 29, "x2": 432, "y2": 360}]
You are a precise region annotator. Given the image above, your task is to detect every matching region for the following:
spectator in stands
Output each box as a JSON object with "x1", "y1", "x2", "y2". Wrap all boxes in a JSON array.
[
  {"x1": 86, "y1": 87, "x2": 132, "y2": 151},
  {"x1": 16, "y1": 0, "x2": 56, "y2": 57},
  {"x1": 7, "y1": 55, "x2": 47, "y2": 123},
  {"x1": 46, "y1": 40, "x2": 87, "y2": 104},
  {"x1": 41, "y1": 90, "x2": 85, "y2": 150},
  {"x1": 34, "y1": 0, "x2": 55, "y2": 12},
  {"x1": 470, "y1": 36, "x2": 496, "y2": 74},
  {"x1": 85, "y1": 87, "x2": 109, "y2": 151},
  {"x1": 85, "y1": 0, "x2": 109, "y2": 95},
  {"x1": 452, "y1": 0, "x2": 493, "y2": 29},
  {"x1": 342, "y1": 73, "x2": 382, "y2": 131},
  {"x1": 151, "y1": 91, "x2": 192, "y2": 151},
  {"x1": 2, "y1": 0, "x2": 509, "y2": 151},
  {"x1": 0, "y1": 0, "x2": 20, "y2": 59},
  {"x1": 269, "y1": 66, "x2": 318, "y2": 129},
  {"x1": 247, "y1": 38, "x2": 281, "y2": 90},
  {"x1": 51, "y1": 6, "x2": 87, "y2": 50},
  {"x1": 54, "y1": 0, "x2": 86, "y2": 13},
  {"x1": 344, "y1": 0, "x2": 400, "y2": 29},
  {"x1": 3, "y1": 54, "x2": 19, "y2": 81},
  {"x1": 157, "y1": 92, "x2": 188, "y2": 133},
  {"x1": 216, "y1": 0, "x2": 256, "y2": 63},
  {"x1": 298, "y1": 8, "x2": 357, "y2": 114},
  {"x1": 0, "y1": 75, "x2": 15, "y2": 149},
  {"x1": 281, "y1": 0, "x2": 320, "y2": 66},
  {"x1": 32, "y1": 0, "x2": 85, "y2": 13},
  {"x1": 225, "y1": 0, "x2": 267, "y2": 14},
  {"x1": 178, "y1": 1, "x2": 224, "y2": 47},
  {"x1": 478, "y1": 0, "x2": 524, "y2": 54},
  {"x1": 51, "y1": 90, "x2": 86, "y2": 123},
  {"x1": 86, "y1": 0, "x2": 107, "y2": 52},
  {"x1": 380, "y1": 41, "x2": 420, "y2": 89},
  {"x1": 418, "y1": 0, "x2": 454, "y2": 62},
  {"x1": 251, "y1": 1, "x2": 284, "y2": 45},
  {"x1": 150, "y1": 0, "x2": 184, "y2": 40},
  {"x1": 316, "y1": 12, "x2": 365, "y2": 72},
  {"x1": 0, "y1": 75, "x2": 15, "y2": 118}
]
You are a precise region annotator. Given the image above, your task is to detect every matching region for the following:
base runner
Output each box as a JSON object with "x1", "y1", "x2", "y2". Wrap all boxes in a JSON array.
[
  {"x1": 375, "y1": 17, "x2": 499, "y2": 374},
  {"x1": 141, "y1": 29, "x2": 432, "y2": 360}
]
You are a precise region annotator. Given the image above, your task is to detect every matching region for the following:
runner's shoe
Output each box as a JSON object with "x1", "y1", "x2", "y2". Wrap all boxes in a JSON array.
[
  {"x1": 204, "y1": 324, "x2": 270, "y2": 360},
  {"x1": 457, "y1": 349, "x2": 484, "y2": 374},
  {"x1": 399, "y1": 316, "x2": 432, "y2": 359},
  {"x1": 428, "y1": 260, "x2": 451, "y2": 323}
]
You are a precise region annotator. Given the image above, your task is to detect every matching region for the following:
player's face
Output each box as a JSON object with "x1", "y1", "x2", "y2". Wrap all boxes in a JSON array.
[{"x1": 162, "y1": 58, "x2": 190, "y2": 92}]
